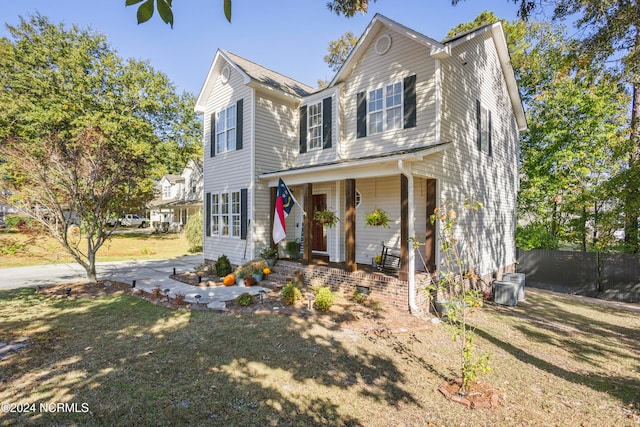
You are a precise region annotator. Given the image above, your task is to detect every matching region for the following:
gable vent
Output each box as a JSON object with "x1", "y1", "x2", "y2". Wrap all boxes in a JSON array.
[
  {"x1": 221, "y1": 65, "x2": 230, "y2": 84},
  {"x1": 375, "y1": 34, "x2": 392, "y2": 55}
]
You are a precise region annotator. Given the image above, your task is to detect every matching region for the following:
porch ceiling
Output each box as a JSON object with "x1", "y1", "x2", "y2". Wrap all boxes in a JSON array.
[{"x1": 260, "y1": 142, "x2": 450, "y2": 187}]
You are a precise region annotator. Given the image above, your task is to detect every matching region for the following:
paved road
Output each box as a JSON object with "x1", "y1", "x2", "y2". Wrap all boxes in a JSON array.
[{"x1": 0, "y1": 255, "x2": 270, "y2": 306}]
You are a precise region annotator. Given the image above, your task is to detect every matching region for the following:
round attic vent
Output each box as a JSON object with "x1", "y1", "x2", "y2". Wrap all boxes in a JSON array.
[
  {"x1": 221, "y1": 65, "x2": 230, "y2": 83},
  {"x1": 375, "y1": 34, "x2": 392, "y2": 55}
]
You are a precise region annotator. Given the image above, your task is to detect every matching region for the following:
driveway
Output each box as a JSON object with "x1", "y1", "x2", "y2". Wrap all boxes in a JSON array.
[{"x1": 0, "y1": 255, "x2": 271, "y2": 306}]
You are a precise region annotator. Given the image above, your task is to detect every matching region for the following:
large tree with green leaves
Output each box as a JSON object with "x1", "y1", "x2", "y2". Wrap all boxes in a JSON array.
[{"x1": 0, "y1": 14, "x2": 200, "y2": 281}]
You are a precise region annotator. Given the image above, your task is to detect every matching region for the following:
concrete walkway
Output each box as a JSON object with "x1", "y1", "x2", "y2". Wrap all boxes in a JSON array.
[{"x1": 1, "y1": 255, "x2": 271, "y2": 306}]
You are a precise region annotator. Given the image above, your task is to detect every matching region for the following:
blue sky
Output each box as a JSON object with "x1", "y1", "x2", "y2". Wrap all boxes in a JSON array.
[{"x1": 1, "y1": 1, "x2": 521, "y2": 96}]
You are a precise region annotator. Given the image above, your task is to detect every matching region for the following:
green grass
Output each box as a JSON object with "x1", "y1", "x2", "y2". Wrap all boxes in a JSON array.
[
  {"x1": 0, "y1": 288, "x2": 638, "y2": 426},
  {"x1": 0, "y1": 229, "x2": 193, "y2": 268}
]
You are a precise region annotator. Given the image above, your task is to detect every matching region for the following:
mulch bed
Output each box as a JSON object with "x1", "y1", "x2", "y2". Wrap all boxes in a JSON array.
[
  {"x1": 36, "y1": 277, "x2": 437, "y2": 335},
  {"x1": 438, "y1": 379, "x2": 502, "y2": 409}
]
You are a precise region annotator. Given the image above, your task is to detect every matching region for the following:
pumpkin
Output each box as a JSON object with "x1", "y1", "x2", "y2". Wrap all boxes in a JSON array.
[
  {"x1": 244, "y1": 276, "x2": 257, "y2": 287},
  {"x1": 263, "y1": 267, "x2": 271, "y2": 275},
  {"x1": 223, "y1": 274, "x2": 235, "y2": 286}
]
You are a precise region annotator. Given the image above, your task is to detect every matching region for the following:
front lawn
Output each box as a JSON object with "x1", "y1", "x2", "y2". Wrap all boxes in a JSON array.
[
  {"x1": 0, "y1": 229, "x2": 192, "y2": 268},
  {"x1": 0, "y1": 288, "x2": 638, "y2": 426}
]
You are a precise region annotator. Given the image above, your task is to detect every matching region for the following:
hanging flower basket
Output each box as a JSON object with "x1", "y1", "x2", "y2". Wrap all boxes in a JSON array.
[
  {"x1": 365, "y1": 208, "x2": 391, "y2": 228},
  {"x1": 314, "y1": 209, "x2": 339, "y2": 228}
]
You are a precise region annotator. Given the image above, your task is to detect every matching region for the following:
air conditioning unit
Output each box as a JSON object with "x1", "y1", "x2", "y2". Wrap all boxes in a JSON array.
[
  {"x1": 503, "y1": 273, "x2": 526, "y2": 301},
  {"x1": 493, "y1": 281, "x2": 518, "y2": 306}
]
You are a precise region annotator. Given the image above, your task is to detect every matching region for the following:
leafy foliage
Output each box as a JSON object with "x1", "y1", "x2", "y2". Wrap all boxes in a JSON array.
[
  {"x1": 323, "y1": 31, "x2": 358, "y2": 72},
  {"x1": 184, "y1": 212, "x2": 203, "y2": 253},
  {"x1": 314, "y1": 287, "x2": 336, "y2": 312},
  {"x1": 0, "y1": 15, "x2": 201, "y2": 281},
  {"x1": 214, "y1": 255, "x2": 233, "y2": 277},
  {"x1": 237, "y1": 292, "x2": 253, "y2": 307},
  {"x1": 281, "y1": 282, "x2": 302, "y2": 306}
]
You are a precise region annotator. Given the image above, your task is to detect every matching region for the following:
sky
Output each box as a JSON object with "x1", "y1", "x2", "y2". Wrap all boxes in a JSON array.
[{"x1": 0, "y1": 1, "x2": 522, "y2": 96}]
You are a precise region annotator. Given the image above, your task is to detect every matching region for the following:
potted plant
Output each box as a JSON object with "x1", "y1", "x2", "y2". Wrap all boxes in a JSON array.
[
  {"x1": 286, "y1": 239, "x2": 301, "y2": 260},
  {"x1": 251, "y1": 268, "x2": 264, "y2": 283},
  {"x1": 365, "y1": 208, "x2": 392, "y2": 228},
  {"x1": 314, "y1": 209, "x2": 339, "y2": 228},
  {"x1": 260, "y1": 247, "x2": 278, "y2": 266},
  {"x1": 236, "y1": 270, "x2": 247, "y2": 287}
]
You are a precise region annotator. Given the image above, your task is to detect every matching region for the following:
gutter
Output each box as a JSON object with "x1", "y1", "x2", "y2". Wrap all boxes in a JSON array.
[{"x1": 397, "y1": 159, "x2": 420, "y2": 314}]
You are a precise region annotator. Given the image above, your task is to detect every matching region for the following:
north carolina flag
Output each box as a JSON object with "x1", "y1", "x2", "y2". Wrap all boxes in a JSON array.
[{"x1": 273, "y1": 178, "x2": 297, "y2": 244}]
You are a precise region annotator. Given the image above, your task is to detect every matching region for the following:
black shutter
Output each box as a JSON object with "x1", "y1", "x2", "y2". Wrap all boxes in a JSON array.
[
  {"x1": 205, "y1": 192, "x2": 211, "y2": 236},
  {"x1": 403, "y1": 74, "x2": 417, "y2": 129},
  {"x1": 240, "y1": 188, "x2": 248, "y2": 240},
  {"x1": 476, "y1": 99, "x2": 482, "y2": 151},
  {"x1": 299, "y1": 105, "x2": 308, "y2": 153},
  {"x1": 236, "y1": 99, "x2": 243, "y2": 150},
  {"x1": 356, "y1": 91, "x2": 367, "y2": 138},
  {"x1": 210, "y1": 113, "x2": 216, "y2": 157},
  {"x1": 323, "y1": 97, "x2": 332, "y2": 149}
]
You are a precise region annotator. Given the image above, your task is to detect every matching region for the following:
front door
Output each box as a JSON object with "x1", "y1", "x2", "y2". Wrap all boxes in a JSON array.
[{"x1": 312, "y1": 194, "x2": 327, "y2": 252}]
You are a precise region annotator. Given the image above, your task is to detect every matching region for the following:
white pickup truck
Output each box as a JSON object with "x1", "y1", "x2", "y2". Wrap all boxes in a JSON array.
[{"x1": 107, "y1": 214, "x2": 150, "y2": 228}]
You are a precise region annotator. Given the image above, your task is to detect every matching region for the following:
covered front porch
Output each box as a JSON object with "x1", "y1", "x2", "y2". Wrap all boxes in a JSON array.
[{"x1": 260, "y1": 145, "x2": 448, "y2": 313}]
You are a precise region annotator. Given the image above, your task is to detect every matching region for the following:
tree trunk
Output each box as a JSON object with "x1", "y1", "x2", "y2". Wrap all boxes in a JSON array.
[{"x1": 86, "y1": 246, "x2": 98, "y2": 283}]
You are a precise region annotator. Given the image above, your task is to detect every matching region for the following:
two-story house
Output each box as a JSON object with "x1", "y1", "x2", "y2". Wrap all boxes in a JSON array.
[
  {"x1": 195, "y1": 14, "x2": 527, "y2": 312},
  {"x1": 148, "y1": 159, "x2": 204, "y2": 228}
]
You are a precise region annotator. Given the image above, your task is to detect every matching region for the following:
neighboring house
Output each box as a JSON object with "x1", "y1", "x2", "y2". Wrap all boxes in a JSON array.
[
  {"x1": 195, "y1": 14, "x2": 527, "y2": 311},
  {"x1": 148, "y1": 159, "x2": 203, "y2": 226}
]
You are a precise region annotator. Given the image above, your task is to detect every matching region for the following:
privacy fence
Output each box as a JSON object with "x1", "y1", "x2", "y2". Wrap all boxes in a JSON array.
[{"x1": 516, "y1": 249, "x2": 640, "y2": 303}]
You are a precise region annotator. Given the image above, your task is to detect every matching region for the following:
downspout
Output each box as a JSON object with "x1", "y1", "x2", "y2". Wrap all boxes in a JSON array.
[{"x1": 398, "y1": 159, "x2": 419, "y2": 314}]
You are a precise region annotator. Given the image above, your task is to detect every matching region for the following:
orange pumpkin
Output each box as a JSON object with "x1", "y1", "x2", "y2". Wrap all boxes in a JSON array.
[
  {"x1": 263, "y1": 267, "x2": 271, "y2": 275},
  {"x1": 223, "y1": 274, "x2": 235, "y2": 286}
]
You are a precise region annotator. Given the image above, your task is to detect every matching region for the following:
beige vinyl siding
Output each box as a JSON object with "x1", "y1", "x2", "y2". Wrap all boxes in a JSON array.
[
  {"x1": 429, "y1": 31, "x2": 519, "y2": 275},
  {"x1": 203, "y1": 61, "x2": 254, "y2": 265},
  {"x1": 253, "y1": 92, "x2": 299, "y2": 256},
  {"x1": 342, "y1": 28, "x2": 437, "y2": 158}
]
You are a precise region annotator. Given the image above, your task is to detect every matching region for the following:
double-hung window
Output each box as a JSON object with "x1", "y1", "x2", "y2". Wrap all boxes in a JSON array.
[
  {"x1": 211, "y1": 193, "x2": 219, "y2": 235},
  {"x1": 307, "y1": 102, "x2": 323, "y2": 150},
  {"x1": 476, "y1": 99, "x2": 492, "y2": 155},
  {"x1": 216, "y1": 104, "x2": 236, "y2": 154},
  {"x1": 368, "y1": 82, "x2": 402, "y2": 135},
  {"x1": 210, "y1": 191, "x2": 241, "y2": 238}
]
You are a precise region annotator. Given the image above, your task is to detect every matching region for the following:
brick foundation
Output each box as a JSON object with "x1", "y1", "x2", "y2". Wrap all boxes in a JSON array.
[{"x1": 274, "y1": 261, "x2": 433, "y2": 314}]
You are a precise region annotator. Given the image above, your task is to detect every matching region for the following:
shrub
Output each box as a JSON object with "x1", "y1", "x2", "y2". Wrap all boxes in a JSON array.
[
  {"x1": 215, "y1": 254, "x2": 233, "y2": 277},
  {"x1": 353, "y1": 289, "x2": 368, "y2": 304},
  {"x1": 184, "y1": 212, "x2": 203, "y2": 253},
  {"x1": 175, "y1": 293, "x2": 186, "y2": 305},
  {"x1": 0, "y1": 238, "x2": 26, "y2": 255},
  {"x1": 314, "y1": 287, "x2": 335, "y2": 312},
  {"x1": 150, "y1": 288, "x2": 162, "y2": 298},
  {"x1": 4, "y1": 214, "x2": 25, "y2": 228},
  {"x1": 237, "y1": 293, "x2": 253, "y2": 307},
  {"x1": 281, "y1": 282, "x2": 302, "y2": 305}
]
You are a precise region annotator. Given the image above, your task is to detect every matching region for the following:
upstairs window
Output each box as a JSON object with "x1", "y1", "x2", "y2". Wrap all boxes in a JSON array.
[
  {"x1": 357, "y1": 75, "x2": 416, "y2": 138},
  {"x1": 307, "y1": 102, "x2": 323, "y2": 151},
  {"x1": 476, "y1": 100, "x2": 492, "y2": 155},
  {"x1": 216, "y1": 104, "x2": 236, "y2": 154}
]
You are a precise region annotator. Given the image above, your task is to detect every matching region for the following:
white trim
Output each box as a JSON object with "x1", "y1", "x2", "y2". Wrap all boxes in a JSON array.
[
  {"x1": 261, "y1": 143, "x2": 451, "y2": 186},
  {"x1": 434, "y1": 59, "x2": 441, "y2": 142},
  {"x1": 334, "y1": 181, "x2": 341, "y2": 262},
  {"x1": 249, "y1": 88, "x2": 256, "y2": 259}
]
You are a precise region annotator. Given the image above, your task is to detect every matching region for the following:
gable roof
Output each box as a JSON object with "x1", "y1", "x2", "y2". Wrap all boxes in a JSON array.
[
  {"x1": 195, "y1": 50, "x2": 315, "y2": 112},
  {"x1": 443, "y1": 22, "x2": 527, "y2": 132},
  {"x1": 329, "y1": 14, "x2": 526, "y2": 132}
]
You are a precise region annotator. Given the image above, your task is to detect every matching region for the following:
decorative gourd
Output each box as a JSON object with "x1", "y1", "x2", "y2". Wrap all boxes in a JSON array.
[
  {"x1": 263, "y1": 267, "x2": 271, "y2": 275},
  {"x1": 223, "y1": 274, "x2": 235, "y2": 286}
]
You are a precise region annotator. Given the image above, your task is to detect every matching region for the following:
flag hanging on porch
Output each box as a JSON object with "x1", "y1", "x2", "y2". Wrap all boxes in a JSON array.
[{"x1": 273, "y1": 178, "x2": 297, "y2": 244}]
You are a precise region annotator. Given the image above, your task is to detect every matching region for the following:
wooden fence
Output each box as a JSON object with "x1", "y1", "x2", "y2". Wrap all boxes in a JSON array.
[{"x1": 516, "y1": 249, "x2": 640, "y2": 303}]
